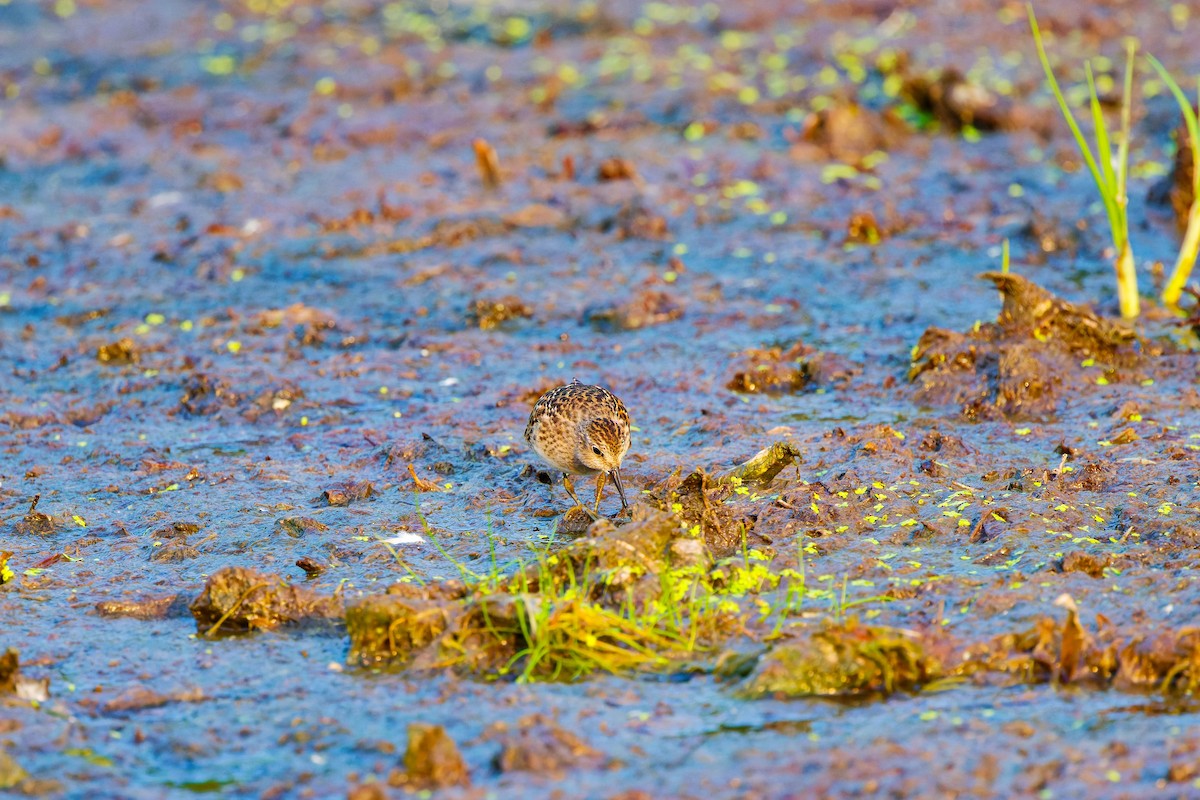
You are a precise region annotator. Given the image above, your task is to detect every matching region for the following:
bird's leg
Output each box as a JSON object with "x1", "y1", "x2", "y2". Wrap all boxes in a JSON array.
[
  {"x1": 562, "y1": 474, "x2": 599, "y2": 520},
  {"x1": 592, "y1": 471, "x2": 607, "y2": 514}
]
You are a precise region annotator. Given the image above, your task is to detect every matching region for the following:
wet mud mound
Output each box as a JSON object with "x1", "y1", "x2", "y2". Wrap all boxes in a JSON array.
[
  {"x1": 1149, "y1": 116, "x2": 1197, "y2": 235},
  {"x1": 793, "y1": 101, "x2": 907, "y2": 164},
  {"x1": 649, "y1": 442, "x2": 803, "y2": 557},
  {"x1": 345, "y1": 510, "x2": 737, "y2": 679},
  {"x1": 727, "y1": 341, "x2": 859, "y2": 395},
  {"x1": 909, "y1": 272, "x2": 1158, "y2": 420},
  {"x1": 190, "y1": 567, "x2": 343, "y2": 636},
  {"x1": 964, "y1": 596, "x2": 1200, "y2": 695},
  {"x1": 737, "y1": 619, "x2": 945, "y2": 699},
  {"x1": 4, "y1": 0, "x2": 1200, "y2": 797}
]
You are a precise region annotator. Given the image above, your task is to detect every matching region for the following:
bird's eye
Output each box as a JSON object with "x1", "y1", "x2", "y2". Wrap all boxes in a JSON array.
[{"x1": 592, "y1": 446, "x2": 602, "y2": 456}]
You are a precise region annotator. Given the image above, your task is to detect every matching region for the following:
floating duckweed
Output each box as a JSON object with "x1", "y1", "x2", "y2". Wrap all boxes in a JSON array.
[
  {"x1": 723, "y1": 180, "x2": 760, "y2": 198},
  {"x1": 821, "y1": 164, "x2": 859, "y2": 183},
  {"x1": 719, "y1": 30, "x2": 753, "y2": 51},
  {"x1": 1170, "y1": 3, "x2": 1189, "y2": 29},
  {"x1": 202, "y1": 55, "x2": 237, "y2": 75}
]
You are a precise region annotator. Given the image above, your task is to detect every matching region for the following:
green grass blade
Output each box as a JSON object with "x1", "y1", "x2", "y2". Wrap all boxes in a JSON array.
[
  {"x1": 1146, "y1": 55, "x2": 1200, "y2": 194},
  {"x1": 1115, "y1": 39, "x2": 1136, "y2": 243},
  {"x1": 1146, "y1": 54, "x2": 1200, "y2": 308},
  {"x1": 1087, "y1": 63, "x2": 1116, "y2": 196},
  {"x1": 1029, "y1": 3, "x2": 1136, "y2": 317},
  {"x1": 1027, "y1": 7, "x2": 1110, "y2": 212}
]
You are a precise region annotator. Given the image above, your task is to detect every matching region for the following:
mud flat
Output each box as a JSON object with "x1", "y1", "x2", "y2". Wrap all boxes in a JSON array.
[{"x1": 3, "y1": 0, "x2": 1200, "y2": 797}]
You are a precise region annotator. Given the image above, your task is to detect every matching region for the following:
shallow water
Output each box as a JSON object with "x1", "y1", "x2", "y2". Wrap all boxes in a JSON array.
[{"x1": 3, "y1": 0, "x2": 1200, "y2": 797}]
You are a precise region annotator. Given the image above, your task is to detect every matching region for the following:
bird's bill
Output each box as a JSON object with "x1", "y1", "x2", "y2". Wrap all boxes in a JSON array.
[{"x1": 610, "y1": 468, "x2": 628, "y2": 509}]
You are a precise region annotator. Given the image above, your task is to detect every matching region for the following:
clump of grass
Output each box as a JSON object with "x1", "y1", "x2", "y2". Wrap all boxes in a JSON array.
[
  {"x1": 365, "y1": 505, "x2": 893, "y2": 682},
  {"x1": 468, "y1": 539, "x2": 889, "y2": 682},
  {"x1": 505, "y1": 590, "x2": 688, "y2": 681},
  {"x1": 486, "y1": 542, "x2": 741, "y2": 681},
  {"x1": 406, "y1": 514, "x2": 724, "y2": 681},
  {"x1": 1027, "y1": 5, "x2": 1139, "y2": 319},
  {"x1": 1146, "y1": 58, "x2": 1200, "y2": 311}
]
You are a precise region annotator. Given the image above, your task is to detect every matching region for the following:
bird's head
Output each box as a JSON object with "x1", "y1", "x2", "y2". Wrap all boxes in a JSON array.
[{"x1": 578, "y1": 417, "x2": 628, "y2": 472}]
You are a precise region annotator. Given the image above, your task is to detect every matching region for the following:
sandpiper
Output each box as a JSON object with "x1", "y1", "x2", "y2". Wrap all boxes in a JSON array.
[{"x1": 524, "y1": 380, "x2": 631, "y2": 519}]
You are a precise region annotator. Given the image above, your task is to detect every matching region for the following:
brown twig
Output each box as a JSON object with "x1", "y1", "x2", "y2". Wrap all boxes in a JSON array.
[{"x1": 473, "y1": 139, "x2": 501, "y2": 188}]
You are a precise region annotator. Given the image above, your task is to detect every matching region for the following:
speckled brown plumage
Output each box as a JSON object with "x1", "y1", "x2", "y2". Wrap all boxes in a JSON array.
[
  {"x1": 524, "y1": 382, "x2": 629, "y2": 470},
  {"x1": 524, "y1": 380, "x2": 631, "y2": 517}
]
